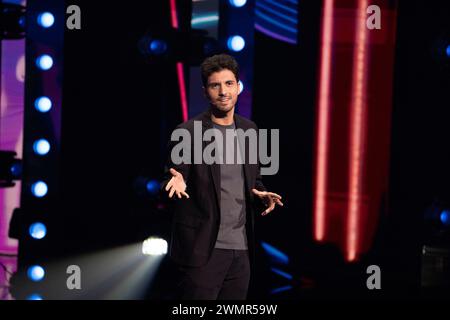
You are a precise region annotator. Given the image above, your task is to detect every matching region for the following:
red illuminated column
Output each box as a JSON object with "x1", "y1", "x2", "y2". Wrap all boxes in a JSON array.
[
  {"x1": 313, "y1": 0, "x2": 398, "y2": 261},
  {"x1": 170, "y1": 0, "x2": 189, "y2": 122}
]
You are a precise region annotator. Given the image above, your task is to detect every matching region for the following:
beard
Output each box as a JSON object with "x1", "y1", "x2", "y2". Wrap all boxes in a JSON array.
[
  {"x1": 210, "y1": 97, "x2": 236, "y2": 114},
  {"x1": 213, "y1": 102, "x2": 234, "y2": 113}
]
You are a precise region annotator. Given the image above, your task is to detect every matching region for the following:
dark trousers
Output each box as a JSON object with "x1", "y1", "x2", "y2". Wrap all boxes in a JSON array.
[{"x1": 177, "y1": 248, "x2": 250, "y2": 300}]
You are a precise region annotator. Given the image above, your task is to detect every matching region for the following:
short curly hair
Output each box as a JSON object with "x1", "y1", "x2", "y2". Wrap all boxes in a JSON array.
[{"x1": 200, "y1": 54, "x2": 239, "y2": 87}]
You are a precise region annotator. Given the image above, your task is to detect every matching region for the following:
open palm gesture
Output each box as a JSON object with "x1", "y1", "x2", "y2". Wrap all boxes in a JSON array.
[{"x1": 165, "y1": 168, "x2": 190, "y2": 199}]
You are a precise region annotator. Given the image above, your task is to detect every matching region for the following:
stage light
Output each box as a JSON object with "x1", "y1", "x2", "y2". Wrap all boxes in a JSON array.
[
  {"x1": 227, "y1": 35, "x2": 245, "y2": 52},
  {"x1": 0, "y1": 3, "x2": 26, "y2": 39},
  {"x1": 191, "y1": 14, "x2": 219, "y2": 27},
  {"x1": 33, "y1": 139, "x2": 51, "y2": 156},
  {"x1": 0, "y1": 151, "x2": 21, "y2": 187},
  {"x1": 238, "y1": 80, "x2": 244, "y2": 94},
  {"x1": 18, "y1": 15, "x2": 26, "y2": 29},
  {"x1": 446, "y1": 45, "x2": 450, "y2": 58},
  {"x1": 32, "y1": 181, "x2": 48, "y2": 198},
  {"x1": 26, "y1": 294, "x2": 43, "y2": 300},
  {"x1": 10, "y1": 161, "x2": 22, "y2": 179},
  {"x1": 229, "y1": 0, "x2": 247, "y2": 8},
  {"x1": 261, "y1": 241, "x2": 289, "y2": 265},
  {"x1": 149, "y1": 39, "x2": 168, "y2": 55},
  {"x1": 270, "y1": 285, "x2": 292, "y2": 294},
  {"x1": 440, "y1": 210, "x2": 450, "y2": 226},
  {"x1": 36, "y1": 54, "x2": 53, "y2": 71},
  {"x1": 146, "y1": 179, "x2": 160, "y2": 196},
  {"x1": 271, "y1": 267, "x2": 293, "y2": 280},
  {"x1": 29, "y1": 222, "x2": 47, "y2": 240},
  {"x1": 34, "y1": 97, "x2": 52, "y2": 113},
  {"x1": 142, "y1": 237, "x2": 168, "y2": 256},
  {"x1": 27, "y1": 265, "x2": 45, "y2": 282},
  {"x1": 37, "y1": 12, "x2": 55, "y2": 28},
  {"x1": 139, "y1": 29, "x2": 219, "y2": 65}
]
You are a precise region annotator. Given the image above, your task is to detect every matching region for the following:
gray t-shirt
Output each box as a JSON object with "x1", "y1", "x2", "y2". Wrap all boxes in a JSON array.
[{"x1": 213, "y1": 122, "x2": 248, "y2": 250}]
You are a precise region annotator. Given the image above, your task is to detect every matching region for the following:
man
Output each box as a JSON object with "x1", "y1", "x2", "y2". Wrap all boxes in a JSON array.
[{"x1": 162, "y1": 54, "x2": 283, "y2": 300}]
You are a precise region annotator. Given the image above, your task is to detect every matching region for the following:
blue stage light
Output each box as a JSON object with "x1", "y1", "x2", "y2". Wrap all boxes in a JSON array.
[
  {"x1": 29, "y1": 223, "x2": 47, "y2": 240},
  {"x1": 227, "y1": 35, "x2": 245, "y2": 52},
  {"x1": 36, "y1": 55, "x2": 53, "y2": 70},
  {"x1": 37, "y1": 12, "x2": 55, "y2": 28},
  {"x1": 10, "y1": 162, "x2": 22, "y2": 178},
  {"x1": 261, "y1": 241, "x2": 289, "y2": 265},
  {"x1": 32, "y1": 181, "x2": 48, "y2": 198},
  {"x1": 230, "y1": 0, "x2": 247, "y2": 7},
  {"x1": 270, "y1": 285, "x2": 292, "y2": 294},
  {"x1": 271, "y1": 267, "x2": 293, "y2": 280},
  {"x1": 146, "y1": 180, "x2": 160, "y2": 195},
  {"x1": 149, "y1": 40, "x2": 168, "y2": 55},
  {"x1": 33, "y1": 139, "x2": 51, "y2": 156},
  {"x1": 34, "y1": 97, "x2": 52, "y2": 113},
  {"x1": 440, "y1": 210, "x2": 450, "y2": 226},
  {"x1": 27, "y1": 265, "x2": 45, "y2": 282}
]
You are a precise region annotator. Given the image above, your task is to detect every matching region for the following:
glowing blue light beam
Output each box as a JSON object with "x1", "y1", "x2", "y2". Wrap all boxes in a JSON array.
[
  {"x1": 261, "y1": 241, "x2": 289, "y2": 265},
  {"x1": 270, "y1": 285, "x2": 293, "y2": 294},
  {"x1": 271, "y1": 267, "x2": 293, "y2": 280}
]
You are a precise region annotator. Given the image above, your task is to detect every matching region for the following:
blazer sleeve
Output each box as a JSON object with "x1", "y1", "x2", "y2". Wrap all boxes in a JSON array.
[
  {"x1": 254, "y1": 123, "x2": 267, "y2": 192},
  {"x1": 160, "y1": 126, "x2": 191, "y2": 198},
  {"x1": 254, "y1": 161, "x2": 267, "y2": 192}
]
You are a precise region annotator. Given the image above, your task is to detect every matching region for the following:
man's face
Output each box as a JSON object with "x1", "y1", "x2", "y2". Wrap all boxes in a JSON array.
[{"x1": 204, "y1": 69, "x2": 240, "y2": 113}]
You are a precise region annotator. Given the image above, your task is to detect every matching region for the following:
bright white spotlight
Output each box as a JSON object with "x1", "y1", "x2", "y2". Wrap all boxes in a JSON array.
[
  {"x1": 227, "y1": 35, "x2": 245, "y2": 52},
  {"x1": 29, "y1": 222, "x2": 47, "y2": 240},
  {"x1": 142, "y1": 237, "x2": 168, "y2": 256},
  {"x1": 36, "y1": 55, "x2": 53, "y2": 70},
  {"x1": 238, "y1": 80, "x2": 244, "y2": 94},
  {"x1": 37, "y1": 12, "x2": 55, "y2": 28},
  {"x1": 34, "y1": 97, "x2": 52, "y2": 112},
  {"x1": 229, "y1": 0, "x2": 247, "y2": 7},
  {"x1": 32, "y1": 181, "x2": 48, "y2": 198},
  {"x1": 27, "y1": 265, "x2": 45, "y2": 282},
  {"x1": 33, "y1": 139, "x2": 51, "y2": 156}
]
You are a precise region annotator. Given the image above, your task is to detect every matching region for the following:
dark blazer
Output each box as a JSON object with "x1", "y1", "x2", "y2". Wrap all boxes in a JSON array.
[{"x1": 162, "y1": 109, "x2": 266, "y2": 267}]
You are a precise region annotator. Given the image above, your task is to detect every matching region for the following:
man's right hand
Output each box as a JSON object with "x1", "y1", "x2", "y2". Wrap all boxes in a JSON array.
[{"x1": 165, "y1": 168, "x2": 190, "y2": 199}]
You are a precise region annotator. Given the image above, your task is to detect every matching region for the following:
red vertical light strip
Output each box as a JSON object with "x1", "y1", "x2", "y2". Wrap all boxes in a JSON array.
[
  {"x1": 314, "y1": 0, "x2": 335, "y2": 242},
  {"x1": 347, "y1": 0, "x2": 369, "y2": 262},
  {"x1": 170, "y1": 0, "x2": 179, "y2": 28},
  {"x1": 176, "y1": 62, "x2": 189, "y2": 121},
  {"x1": 170, "y1": 0, "x2": 188, "y2": 121}
]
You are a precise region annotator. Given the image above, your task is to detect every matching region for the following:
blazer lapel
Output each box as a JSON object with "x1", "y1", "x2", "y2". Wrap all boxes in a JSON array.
[
  {"x1": 201, "y1": 111, "x2": 221, "y2": 211},
  {"x1": 234, "y1": 114, "x2": 253, "y2": 200}
]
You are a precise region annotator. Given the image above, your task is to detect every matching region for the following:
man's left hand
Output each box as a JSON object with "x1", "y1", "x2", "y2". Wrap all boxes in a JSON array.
[{"x1": 252, "y1": 189, "x2": 284, "y2": 216}]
